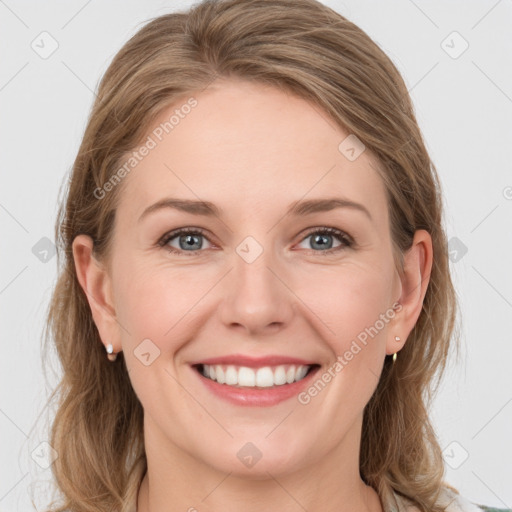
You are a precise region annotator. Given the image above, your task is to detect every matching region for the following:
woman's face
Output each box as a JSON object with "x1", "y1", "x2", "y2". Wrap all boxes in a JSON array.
[{"x1": 81, "y1": 78, "x2": 425, "y2": 478}]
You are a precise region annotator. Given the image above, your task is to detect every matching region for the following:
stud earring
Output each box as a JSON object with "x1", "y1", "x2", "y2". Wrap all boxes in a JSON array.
[{"x1": 106, "y1": 343, "x2": 118, "y2": 362}]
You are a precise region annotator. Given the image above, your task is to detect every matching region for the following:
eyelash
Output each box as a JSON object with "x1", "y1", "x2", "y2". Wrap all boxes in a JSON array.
[{"x1": 157, "y1": 226, "x2": 354, "y2": 257}]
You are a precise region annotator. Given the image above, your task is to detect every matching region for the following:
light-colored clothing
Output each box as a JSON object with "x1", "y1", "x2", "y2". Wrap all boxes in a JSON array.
[
  {"x1": 128, "y1": 483, "x2": 510, "y2": 511},
  {"x1": 381, "y1": 484, "x2": 511, "y2": 512}
]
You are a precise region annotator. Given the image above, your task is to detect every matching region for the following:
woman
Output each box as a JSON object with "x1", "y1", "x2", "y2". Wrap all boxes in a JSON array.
[{"x1": 41, "y1": 0, "x2": 510, "y2": 511}]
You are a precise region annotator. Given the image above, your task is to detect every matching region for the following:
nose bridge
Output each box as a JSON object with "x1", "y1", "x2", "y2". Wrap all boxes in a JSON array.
[
  {"x1": 218, "y1": 232, "x2": 293, "y2": 333},
  {"x1": 234, "y1": 232, "x2": 282, "y2": 304}
]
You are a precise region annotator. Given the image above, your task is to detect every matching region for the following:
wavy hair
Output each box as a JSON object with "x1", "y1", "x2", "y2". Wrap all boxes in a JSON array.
[{"x1": 38, "y1": 0, "x2": 461, "y2": 510}]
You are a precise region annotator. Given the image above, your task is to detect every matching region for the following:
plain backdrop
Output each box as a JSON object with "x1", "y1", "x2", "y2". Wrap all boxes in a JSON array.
[{"x1": 1, "y1": 0, "x2": 511, "y2": 510}]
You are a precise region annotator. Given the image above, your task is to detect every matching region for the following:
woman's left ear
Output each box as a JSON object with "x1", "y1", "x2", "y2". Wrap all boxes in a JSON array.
[{"x1": 387, "y1": 229, "x2": 433, "y2": 355}]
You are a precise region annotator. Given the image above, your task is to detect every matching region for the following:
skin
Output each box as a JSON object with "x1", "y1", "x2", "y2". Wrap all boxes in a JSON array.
[{"x1": 73, "y1": 78, "x2": 432, "y2": 512}]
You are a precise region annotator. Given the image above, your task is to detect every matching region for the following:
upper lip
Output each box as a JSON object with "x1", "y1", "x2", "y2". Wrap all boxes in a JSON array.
[{"x1": 190, "y1": 354, "x2": 319, "y2": 368}]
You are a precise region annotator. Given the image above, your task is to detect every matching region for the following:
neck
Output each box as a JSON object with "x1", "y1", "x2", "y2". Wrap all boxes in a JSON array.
[{"x1": 136, "y1": 414, "x2": 383, "y2": 512}]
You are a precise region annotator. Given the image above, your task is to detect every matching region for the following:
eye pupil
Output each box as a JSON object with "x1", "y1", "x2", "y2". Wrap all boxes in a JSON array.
[
  {"x1": 311, "y1": 233, "x2": 333, "y2": 250},
  {"x1": 181, "y1": 234, "x2": 202, "y2": 250}
]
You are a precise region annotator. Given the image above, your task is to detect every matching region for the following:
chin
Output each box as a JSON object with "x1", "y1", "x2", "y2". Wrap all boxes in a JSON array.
[{"x1": 197, "y1": 438, "x2": 311, "y2": 479}]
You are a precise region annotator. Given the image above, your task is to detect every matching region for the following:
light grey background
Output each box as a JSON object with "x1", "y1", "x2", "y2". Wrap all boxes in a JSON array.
[{"x1": 1, "y1": 0, "x2": 511, "y2": 510}]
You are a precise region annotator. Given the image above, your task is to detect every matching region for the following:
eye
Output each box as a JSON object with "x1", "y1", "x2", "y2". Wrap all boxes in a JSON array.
[
  {"x1": 157, "y1": 226, "x2": 353, "y2": 256},
  {"x1": 158, "y1": 227, "x2": 213, "y2": 256},
  {"x1": 296, "y1": 227, "x2": 353, "y2": 254}
]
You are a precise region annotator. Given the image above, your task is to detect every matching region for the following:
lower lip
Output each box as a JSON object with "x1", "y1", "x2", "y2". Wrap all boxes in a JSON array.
[{"x1": 192, "y1": 365, "x2": 321, "y2": 407}]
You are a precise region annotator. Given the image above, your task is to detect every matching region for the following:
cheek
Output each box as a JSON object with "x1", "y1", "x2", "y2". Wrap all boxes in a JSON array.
[
  {"x1": 113, "y1": 259, "x2": 216, "y2": 351},
  {"x1": 115, "y1": 255, "x2": 395, "y2": 346},
  {"x1": 113, "y1": 263, "x2": 200, "y2": 405},
  {"x1": 117, "y1": 270, "x2": 180, "y2": 338},
  {"x1": 310, "y1": 262, "x2": 395, "y2": 356}
]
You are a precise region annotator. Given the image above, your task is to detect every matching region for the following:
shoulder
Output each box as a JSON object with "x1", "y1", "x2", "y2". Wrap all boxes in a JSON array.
[
  {"x1": 387, "y1": 486, "x2": 511, "y2": 512},
  {"x1": 434, "y1": 487, "x2": 511, "y2": 512},
  {"x1": 475, "y1": 507, "x2": 512, "y2": 512}
]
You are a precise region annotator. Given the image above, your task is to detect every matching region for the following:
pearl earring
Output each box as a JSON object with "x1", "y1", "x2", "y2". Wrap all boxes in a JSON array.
[{"x1": 106, "y1": 343, "x2": 118, "y2": 362}]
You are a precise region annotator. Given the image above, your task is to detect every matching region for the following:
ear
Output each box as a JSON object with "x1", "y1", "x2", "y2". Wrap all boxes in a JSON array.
[
  {"x1": 386, "y1": 229, "x2": 433, "y2": 356},
  {"x1": 72, "y1": 234, "x2": 122, "y2": 354}
]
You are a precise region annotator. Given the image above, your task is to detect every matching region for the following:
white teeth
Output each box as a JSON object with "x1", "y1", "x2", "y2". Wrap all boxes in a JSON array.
[
  {"x1": 200, "y1": 364, "x2": 312, "y2": 388},
  {"x1": 239, "y1": 366, "x2": 256, "y2": 386},
  {"x1": 273, "y1": 365, "x2": 287, "y2": 385},
  {"x1": 225, "y1": 366, "x2": 238, "y2": 385},
  {"x1": 255, "y1": 367, "x2": 273, "y2": 387},
  {"x1": 297, "y1": 365, "x2": 309, "y2": 381},
  {"x1": 216, "y1": 366, "x2": 225, "y2": 384}
]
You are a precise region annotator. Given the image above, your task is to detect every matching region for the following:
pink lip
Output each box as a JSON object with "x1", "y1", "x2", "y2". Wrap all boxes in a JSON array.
[
  {"x1": 189, "y1": 354, "x2": 318, "y2": 368},
  {"x1": 190, "y1": 364, "x2": 321, "y2": 407}
]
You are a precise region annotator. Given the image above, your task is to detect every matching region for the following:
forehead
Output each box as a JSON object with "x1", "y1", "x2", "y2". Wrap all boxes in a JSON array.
[{"x1": 117, "y1": 78, "x2": 388, "y2": 225}]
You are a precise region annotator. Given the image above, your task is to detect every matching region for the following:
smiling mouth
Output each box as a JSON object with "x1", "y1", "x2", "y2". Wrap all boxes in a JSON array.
[{"x1": 193, "y1": 363, "x2": 320, "y2": 389}]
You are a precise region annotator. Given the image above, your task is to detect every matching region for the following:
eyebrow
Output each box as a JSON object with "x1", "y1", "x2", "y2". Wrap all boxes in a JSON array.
[{"x1": 138, "y1": 197, "x2": 372, "y2": 223}]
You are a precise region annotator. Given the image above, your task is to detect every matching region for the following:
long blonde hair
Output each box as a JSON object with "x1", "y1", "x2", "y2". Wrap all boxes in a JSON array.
[{"x1": 39, "y1": 0, "x2": 460, "y2": 510}]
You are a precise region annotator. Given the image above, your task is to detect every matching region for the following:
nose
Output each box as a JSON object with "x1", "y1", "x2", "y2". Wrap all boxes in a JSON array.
[{"x1": 217, "y1": 242, "x2": 295, "y2": 336}]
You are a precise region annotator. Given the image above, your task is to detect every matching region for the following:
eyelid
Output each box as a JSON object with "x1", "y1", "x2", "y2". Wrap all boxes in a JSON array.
[
  {"x1": 157, "y1": 227, "x2": 214, "y2": 252},
  {"x1": 157, "y1": 226, "x2": 354, "y2": 255},
  {"x1": 300, "y1": 226, "x2": 354, "y2": 246}
]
